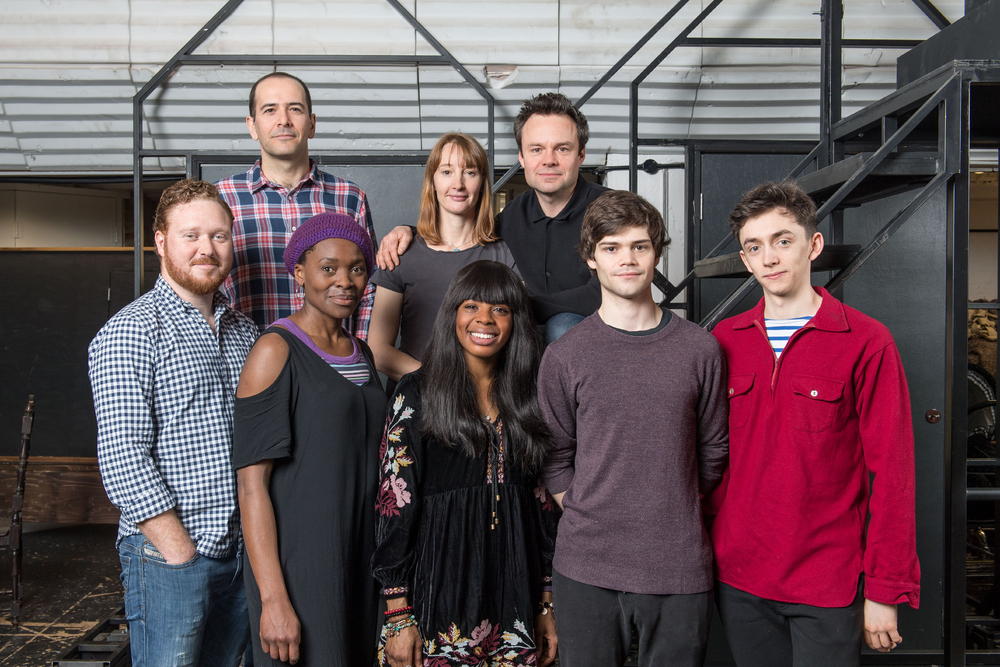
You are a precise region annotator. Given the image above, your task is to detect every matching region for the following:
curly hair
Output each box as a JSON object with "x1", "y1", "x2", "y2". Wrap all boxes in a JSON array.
[
  {"x1": 728, "y1": 181, "x2": 817, "y2": 241},
  {"x1": 153, "y1": 179, "x2": 233, "y2": 235}
]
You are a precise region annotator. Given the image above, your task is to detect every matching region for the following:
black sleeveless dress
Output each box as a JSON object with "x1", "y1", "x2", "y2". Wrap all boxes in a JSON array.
[{"x1": 232, "y1": 326, "x2": 387, "y2": 666}]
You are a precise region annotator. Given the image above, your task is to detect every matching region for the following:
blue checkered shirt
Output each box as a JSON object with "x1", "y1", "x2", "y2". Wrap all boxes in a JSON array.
[{"x1": 89, "y1": 277, "x2": 258, "y2": 557}]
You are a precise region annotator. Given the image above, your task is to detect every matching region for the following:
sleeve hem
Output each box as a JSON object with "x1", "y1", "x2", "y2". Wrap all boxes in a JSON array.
[
  {"x1": 232, "y1": 436, "x2": 292, "y2": 470},
  {"x1": 864, "y1": 578, "x2": 920, "y2": 609},
  {"x1": 542, "y1": 471, "x2": 573, "y2": 497},
  {"x1": 122, "y1": 495, "x2": 177, "y2": 527}
]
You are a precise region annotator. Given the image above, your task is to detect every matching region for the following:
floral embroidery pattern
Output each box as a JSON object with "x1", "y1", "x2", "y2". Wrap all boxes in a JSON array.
[
  {"x1": 377, "y1": 394, "x2": 415, "y2": 517},
  {"x1": 378, "y1": 617, "x2": 537, "y2": 666},
  {"x1": 428, "y1": 617, "x2": 536, "y2": 666}
]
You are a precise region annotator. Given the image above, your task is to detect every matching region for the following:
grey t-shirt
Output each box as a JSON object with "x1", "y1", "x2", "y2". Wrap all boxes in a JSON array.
[{"x1": 370, "y1": 236, "x2": 519, "y2": 361}]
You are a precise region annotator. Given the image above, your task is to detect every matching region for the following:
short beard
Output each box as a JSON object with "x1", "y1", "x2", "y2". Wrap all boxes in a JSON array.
[{"x1": 163, "y1": 251, "x2": 226, "y2": 296}]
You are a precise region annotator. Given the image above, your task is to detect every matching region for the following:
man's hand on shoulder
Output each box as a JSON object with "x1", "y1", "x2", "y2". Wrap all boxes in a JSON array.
[
  {"x1": 863, "y1": 599, "x2": 901, "y2": 652},
  {"x1": 376, "y1": 226, "x2": 414, "y2": 271}
]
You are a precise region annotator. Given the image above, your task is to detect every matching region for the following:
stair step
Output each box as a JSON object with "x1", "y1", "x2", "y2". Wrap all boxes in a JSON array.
[
  {"x1": 796, "y1": 152, "x2": 939, "y2": 207},
  {"x1": 693, "y1": 244, "x2": 861, "y2": 279}
]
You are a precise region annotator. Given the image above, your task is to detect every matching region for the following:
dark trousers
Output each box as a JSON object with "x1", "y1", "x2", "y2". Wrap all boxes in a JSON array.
[
  {"x1": 553, "y1": 569, "x2": 713, "y2": 667},
  {"x1": 716, "y1": 582, "x2": 863, "y2": 667}
]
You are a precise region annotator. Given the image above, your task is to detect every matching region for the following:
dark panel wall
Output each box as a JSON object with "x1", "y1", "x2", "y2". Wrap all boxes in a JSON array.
[
  {"x1": 843, "y1": 189, "x2": 947, "y2": 652},
  {"x1": 697, "y1": 153, "x2": 807, "y2": 322},
  {"x1": 699, "y1": 154, "x2": 947, "y2": 661},
  {"x1": 0, "y1": 250, "x2": 158, "y2": 458}
]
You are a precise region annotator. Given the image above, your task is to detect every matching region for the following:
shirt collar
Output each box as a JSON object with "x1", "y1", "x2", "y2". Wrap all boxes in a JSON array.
[
  {"x1": 526, "y1": 173, "x2": 592, "y2": 224},
  {"x1": 730, "y1": 286, "x2": 850, "y2": 332},
  {"x1": 153, "y1": 275, "x2": 232, "y2": 323},
  {"x1": 249, "y1": 159, "x2": 320, "y2": 195}
]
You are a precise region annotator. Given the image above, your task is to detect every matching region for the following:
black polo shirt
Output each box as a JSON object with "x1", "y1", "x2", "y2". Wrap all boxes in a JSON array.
[{"x1": 496, "y1": 174, "x2": 608, "y2": 324}]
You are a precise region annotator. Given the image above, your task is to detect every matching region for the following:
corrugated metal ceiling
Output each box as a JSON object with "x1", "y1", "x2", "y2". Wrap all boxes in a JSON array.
[{"x1": 0, "y1": 0, "x2": 969, "y2": 174}]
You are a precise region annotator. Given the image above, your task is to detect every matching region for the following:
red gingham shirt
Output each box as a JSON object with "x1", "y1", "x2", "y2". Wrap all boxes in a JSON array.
[{"x1": 216, "y1": 160, "x2": 378, "y2": 338}]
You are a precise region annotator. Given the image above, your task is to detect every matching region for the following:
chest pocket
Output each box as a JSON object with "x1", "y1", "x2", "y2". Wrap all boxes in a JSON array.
[
  {"x1": 790, "y1": 374, "x2": 844, "y2": 432},
  {"x1": 727, "y1": 373, "x2": 755, "y2": 429}
]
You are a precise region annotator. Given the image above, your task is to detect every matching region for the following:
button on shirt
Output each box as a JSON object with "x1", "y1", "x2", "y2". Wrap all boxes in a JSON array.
[
  {"x1": 708, "y1": 287, "x2": 920, "y2": 609},
  {"x1": 89, "y1": 277, "x2": 258, "y2": 558},
  {"x1": 216, "y1": 160, "x2": 378, "y2": 337}
]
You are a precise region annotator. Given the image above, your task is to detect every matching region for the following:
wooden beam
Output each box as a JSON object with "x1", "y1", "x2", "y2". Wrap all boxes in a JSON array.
[{"x1": 0, "y1": 456, "x2": 119, "y2": 524}]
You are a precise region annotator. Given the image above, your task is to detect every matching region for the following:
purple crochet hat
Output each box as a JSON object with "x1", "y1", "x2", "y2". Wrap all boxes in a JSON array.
[{"x1": 283, "y1": 212, "x2": 375, "y2": 279}]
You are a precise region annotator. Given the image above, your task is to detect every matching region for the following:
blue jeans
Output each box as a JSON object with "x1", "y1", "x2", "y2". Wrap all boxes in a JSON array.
[
  {"x1": 119, "y1": 534, "x2": 249, "y2": 667},
  {"x1": 545, "y1": 312, "x2": 586, "y2": 345}
]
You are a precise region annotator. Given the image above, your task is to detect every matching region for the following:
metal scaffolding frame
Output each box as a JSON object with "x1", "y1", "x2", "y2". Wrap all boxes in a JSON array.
[{"x1": 130, "y1": 0, "x2": 495, "y2": 298}]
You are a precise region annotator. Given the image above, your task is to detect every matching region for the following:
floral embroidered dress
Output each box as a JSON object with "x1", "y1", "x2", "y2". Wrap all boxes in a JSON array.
[{"x1": 372, "y1": 372, "x2": 558, "y2": 667}]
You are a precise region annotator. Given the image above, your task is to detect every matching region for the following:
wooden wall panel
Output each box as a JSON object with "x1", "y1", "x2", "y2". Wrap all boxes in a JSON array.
[{"x1": 0, "y1": 456, "x2": 118, "y2": 524}]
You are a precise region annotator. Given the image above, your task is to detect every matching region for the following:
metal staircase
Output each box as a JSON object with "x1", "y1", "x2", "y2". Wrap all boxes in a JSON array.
[
  {"x1": 671, "y1": 62, "x2": 967, "y2": 331},
  {"x1": 682, "y1": 60, "x2": 999, "y2": 665}
]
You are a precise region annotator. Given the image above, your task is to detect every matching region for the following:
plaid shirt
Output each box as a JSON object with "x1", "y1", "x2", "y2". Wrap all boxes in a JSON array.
[
  {"x1": 89, "y1": 277, "x2": 258, "y2": 558},
  {"x1": 216, "y1": 160, "x2": 378, "y2": 338}
]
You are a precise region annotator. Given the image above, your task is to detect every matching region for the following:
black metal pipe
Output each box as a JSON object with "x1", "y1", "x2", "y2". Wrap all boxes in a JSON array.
[
  {"x1": 819, "y1": 0, "x2": 843, "y2": 169},
  {"x1": 575, "y1": 0, "x2": 695, "y2": 108},
  {"x1": 132, "y1": 0, "x2": 247, "y2": 298},
  {"x1": 788, "y1": 143, "x2": 824, "y2": 179},
  {"x1": 942, "y1": 72, "x2": 970, "y2": 666},
  {"x1": 384, "y1": 0, "x2": 495, "y2": 172},
  {"x1": 630, "y1": 0, "x2": 725, "y2": 191},
  {"x1": 910, "y1": 0, "x2": 951, "y2": 29},
  {"x1": 180, "y1": 54, "x2": 448, "y2": 65},
  {"x1": 680, "y1": 37, "x2": 922, "y2": 48}
]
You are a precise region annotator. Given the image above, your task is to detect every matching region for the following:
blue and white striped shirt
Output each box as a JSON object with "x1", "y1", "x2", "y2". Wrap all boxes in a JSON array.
[
  {"x1": 89, "y1": 277, "x2": 258, "y2": 557},
  {"x1": 765, "y1": 317, "x2": 812, "y2": 358}
]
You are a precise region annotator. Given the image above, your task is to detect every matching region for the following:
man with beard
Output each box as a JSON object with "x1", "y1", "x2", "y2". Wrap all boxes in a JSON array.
[{"x1": 89, "y1": 179, "x2": 258, "y2": 667}]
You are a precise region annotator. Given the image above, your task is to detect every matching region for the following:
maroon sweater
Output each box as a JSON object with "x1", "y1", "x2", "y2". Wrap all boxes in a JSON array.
[{"x1": 538, "y1": 312, "x2": 729, "y2": 595}]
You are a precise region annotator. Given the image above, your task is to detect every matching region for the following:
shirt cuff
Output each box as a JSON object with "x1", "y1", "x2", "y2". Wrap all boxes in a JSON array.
[
  {"x1": 382, "y1": 585, "x2": 409, "y2": 601},
  {"x1": 542, "y1": 469, "x2": 574, "y2": 497},
  {"x1": 864, "y1": 576, "x2": 920, "y2": 609},
  {"x1": 119, "y1": 487, "x2": 177, "y2": 527}
]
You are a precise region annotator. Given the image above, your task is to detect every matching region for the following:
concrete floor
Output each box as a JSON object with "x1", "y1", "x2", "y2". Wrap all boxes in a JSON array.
[{"x1": 0, "y1": 524, "x2": 123, "y2": 666}]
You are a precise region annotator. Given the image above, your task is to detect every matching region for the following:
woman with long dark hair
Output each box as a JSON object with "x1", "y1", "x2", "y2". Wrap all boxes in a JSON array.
[
  {"x1": 368, "y1": 133, "x2": 517, "y2": 387},
  {"x1": 372, "y1": 260, "x2": 559, "y2": 667}
]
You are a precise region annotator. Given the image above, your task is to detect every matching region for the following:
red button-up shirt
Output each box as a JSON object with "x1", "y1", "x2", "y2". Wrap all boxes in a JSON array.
[{"x1": 709, "y1": 287, "x2": 920, "y2": 609}]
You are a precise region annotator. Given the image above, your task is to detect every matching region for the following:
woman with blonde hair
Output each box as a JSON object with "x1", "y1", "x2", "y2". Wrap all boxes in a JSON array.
[{"x1": 368, "y1": 132, "x2": 518, "y2": 388}]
